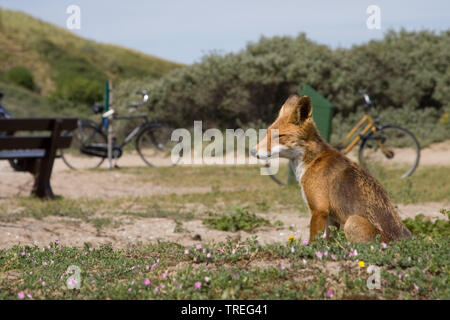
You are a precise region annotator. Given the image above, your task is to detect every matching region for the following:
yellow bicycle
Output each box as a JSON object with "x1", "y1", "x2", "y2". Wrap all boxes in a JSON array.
[{"x1": 336, "y1": 93, "x2": 420, "y2": 179}]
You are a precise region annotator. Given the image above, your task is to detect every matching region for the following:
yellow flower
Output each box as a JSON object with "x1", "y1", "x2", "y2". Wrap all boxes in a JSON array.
[
  {"x1": 358, "y1": 261, "x2": 365, "y2": 268},
  {"x1": 288, "y1": 236, "x2": 295, "y2": 243}
]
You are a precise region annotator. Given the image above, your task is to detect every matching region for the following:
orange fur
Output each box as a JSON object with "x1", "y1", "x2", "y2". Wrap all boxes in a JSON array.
[{"x1": 253, "y1": 95, "x2": 412, "y2": 242}]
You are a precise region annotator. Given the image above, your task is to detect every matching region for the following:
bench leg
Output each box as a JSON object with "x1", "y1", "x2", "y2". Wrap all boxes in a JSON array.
[
  {"x1": 29, "y1": 119, "x2": 62, "y2": 200},
  {"x1": 15, "y1": 158, "x2": 54, "y2": 199},
  {"x1": 32, "y1": 167, "x2": 55, "y2": 199}
]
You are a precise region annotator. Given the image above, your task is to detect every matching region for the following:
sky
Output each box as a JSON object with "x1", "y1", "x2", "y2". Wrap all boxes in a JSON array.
[{"x1": 1, "y1": 0, "x2": 449, "y2": 64}]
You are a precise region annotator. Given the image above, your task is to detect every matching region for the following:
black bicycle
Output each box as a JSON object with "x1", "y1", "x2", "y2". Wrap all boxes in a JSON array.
[{"x1": 61, "y1": 90, "x2": 181, "y2": 170}]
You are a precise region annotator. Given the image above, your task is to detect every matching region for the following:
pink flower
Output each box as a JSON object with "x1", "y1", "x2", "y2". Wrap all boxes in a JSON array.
[
  {"x1": 232, "y1": 249, "x2": 236, "y2": 254},
  {"x1": 280, "y1": 264, "x2": 286, "y2": 270},
  {"x1": 160, "y1": 284, "x2": 165, "y2": 289},
  {"x1": 348, "y1": 248, "x2": 358, "y2": 257},
  {"x1": 302, "y1": 240, "x2": 309, "y2": 245},
  {"x1": 68, "y1": 278, "x2": 77, "y2": 286},
  {"x1": 413, "y1": 283, "x2": 419, "y2": 292},
  {"x1": 26, "y1": 293, "x2": 32, "y2": 299},
  {"x1": 381, "y1": 242, "x2": 387, "y2": 249},
  {"x1": 204, "y1": 276, "x2": 210, "y2": 283},
  {"x1": 324, "y1": 251, "x2": 328, "y2": 256},
  {"x1": 331, "y1": 254, "x2": 336, "y2": 260},
  {"x1": 302, "y1": 259, "x2": 307, "y2": 265},
  {"x1": 154, "y1": 287, "x2": 159, "y2": 293},
  {"x1": 327, "y1": 289, "x2": 334, "y2": 298},
  {"x1": 41, "y1": 281, "x2": 46, "y2": 286},
  {"x1": 128, "y1": 288, "x2": 132, "y2": 293},
  {"x1": 315, "y1": 251, "x2": 323, "y2": 260},
  {"x1": 206, "y1": 253, "x2": 212, "y2": 258},
  {"x1": 196, "y1": 244, "x2": 202, "y2": 250},
  {"x1": 162, "y1": 272, "x2": 168, "y2": 279},
  {"x1": 144, "y1": 278, "x2": 151, "y2": 286},
  {"x1": 194, "y1": 281, "x2": 202, "y2": 289},
  {"x1": 20, "y1": 251, "x2": 25, "y2": 256},
  {"x1": 18, "y1": 291, "x2": 25, "y2": 299},
  {"x1": 202, "y1": 249, "x2": 206, "y2": 254},
  {"x1": 184, "y1": 249, "x2": 190, "y2": 255}
]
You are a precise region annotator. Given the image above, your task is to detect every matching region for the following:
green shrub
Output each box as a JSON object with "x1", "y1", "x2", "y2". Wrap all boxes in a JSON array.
[
  {"x1": 51, "y1": 77, "x2": 103, "y2": 105},
  {"x1": 203, "y1": 206, "x2": 270, "y2": 232},
  {"x1": 115, "y1": 30, "x2": 450, "y2": 146},
  {"x1": 6, "y1": 66, "x2": 35, "y2": 90},
  {"x1": 403, "y1": 209, "x2": 450, "y2": 238}
]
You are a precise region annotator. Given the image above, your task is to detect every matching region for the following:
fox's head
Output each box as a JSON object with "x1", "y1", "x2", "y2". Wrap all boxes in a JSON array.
[{"x1": 251, "y1": 95, "x2": 318, "y2": 160}]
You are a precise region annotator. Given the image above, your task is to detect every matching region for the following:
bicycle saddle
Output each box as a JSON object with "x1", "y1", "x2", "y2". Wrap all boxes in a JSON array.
[{"x1": 91, "y1": 104, "x2": 104, "y2": 114}]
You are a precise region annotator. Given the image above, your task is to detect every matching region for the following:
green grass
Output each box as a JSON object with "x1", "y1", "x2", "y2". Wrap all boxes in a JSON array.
[
  {"x1": 0, "y1": 162, "x2": 448, "y2": 299},
  {"x1": 0, "y1": 9, "x2": 183, "y2": 94},
  {"x1": 0, "y1": 8, "x2": 183, "y2": 120},
  {"x1": 0, "y1": 225, "x2": 448, "y2": 299}
]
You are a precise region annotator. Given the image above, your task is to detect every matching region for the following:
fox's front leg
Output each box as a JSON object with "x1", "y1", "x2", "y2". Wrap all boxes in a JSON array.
[{"x1": 309, "y1": 210, "x2": 329, "y2": 241}]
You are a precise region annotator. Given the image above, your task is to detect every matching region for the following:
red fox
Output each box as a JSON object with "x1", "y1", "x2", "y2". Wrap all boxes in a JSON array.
[{"x1": 251, "y1": 95, "x2": 412, "y2": 242}]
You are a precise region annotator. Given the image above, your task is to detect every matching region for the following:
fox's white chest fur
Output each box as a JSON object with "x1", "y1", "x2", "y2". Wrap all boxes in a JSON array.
[{"x1": 291, "y1": 149, "x2": 308, "y2": 205}]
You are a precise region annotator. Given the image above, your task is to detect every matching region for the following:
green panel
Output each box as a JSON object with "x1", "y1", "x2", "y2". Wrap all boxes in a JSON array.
[{"x1": 298, "y1": 85, "x2": 333, "y2": 142}]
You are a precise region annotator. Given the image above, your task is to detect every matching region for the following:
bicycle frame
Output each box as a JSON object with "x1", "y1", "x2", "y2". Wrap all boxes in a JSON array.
[
  {"x1": 338, "y1": 113, "x2": 393, "y2": 158},
  {"x1": 97, "y1": 114, "x2": 149, "y2": 149}
]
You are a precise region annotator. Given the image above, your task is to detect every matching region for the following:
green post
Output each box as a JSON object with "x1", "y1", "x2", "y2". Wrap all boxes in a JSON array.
[
  {"x1": 299, "y1": 85, "x2": 334, "y2": 142},
  {"x1": 103, "y1": 81, "x2": 109, "y2": 128},
  {"x1": 287, "y1": 85, "x2": 334, "y2": 184}
]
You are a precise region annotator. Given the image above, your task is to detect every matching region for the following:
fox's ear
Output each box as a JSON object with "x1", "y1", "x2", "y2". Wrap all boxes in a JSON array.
[{"x1": 289, "y1": 96, "x2": 312, "y2": 125}]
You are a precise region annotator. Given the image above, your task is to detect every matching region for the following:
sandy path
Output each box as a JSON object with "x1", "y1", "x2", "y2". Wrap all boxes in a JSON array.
[
  {"x1": 1, "y1": 140, "x2": 449, "y2": 199},
  {"x1": 0, "y1": 141, "x2": 448, "y2": 249},
  {"x1": 0, "y1": 203, "x2": 447, "y2": 249}
]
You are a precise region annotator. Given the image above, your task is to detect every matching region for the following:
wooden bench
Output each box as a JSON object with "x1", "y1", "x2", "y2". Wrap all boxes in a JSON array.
[{"x1": 0, "y1": 118, "x2": 77, "y2": 199}]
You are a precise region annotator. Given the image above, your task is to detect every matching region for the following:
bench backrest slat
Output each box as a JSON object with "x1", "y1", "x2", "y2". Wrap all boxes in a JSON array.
[
  {"x1": 0, "y1": 136, "x2": 73, "y2": 150},
  {"x1": 0, "y1": 118, "x2": 77, "y2": 131}
]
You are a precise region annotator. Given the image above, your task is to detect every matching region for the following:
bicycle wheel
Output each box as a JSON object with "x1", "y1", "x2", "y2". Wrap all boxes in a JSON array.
[
  {"x1": 359, "y1": 125, "x2": 420, "y2": 179},
  {"x1": 136, "y1": 125, "x2": 181, "y2": 167},
  {"x1": 61, "y1": 121, "x2": 107, "y2": 170}
]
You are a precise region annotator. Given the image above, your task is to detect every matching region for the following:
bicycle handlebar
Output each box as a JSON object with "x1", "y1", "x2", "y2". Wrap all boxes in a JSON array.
[
  {"x1": 127, "y1": 90, "x2": 149, "y2": 109},
  {"x1": 359, "y1": 91, "x2": 374, "y2": 109}
]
